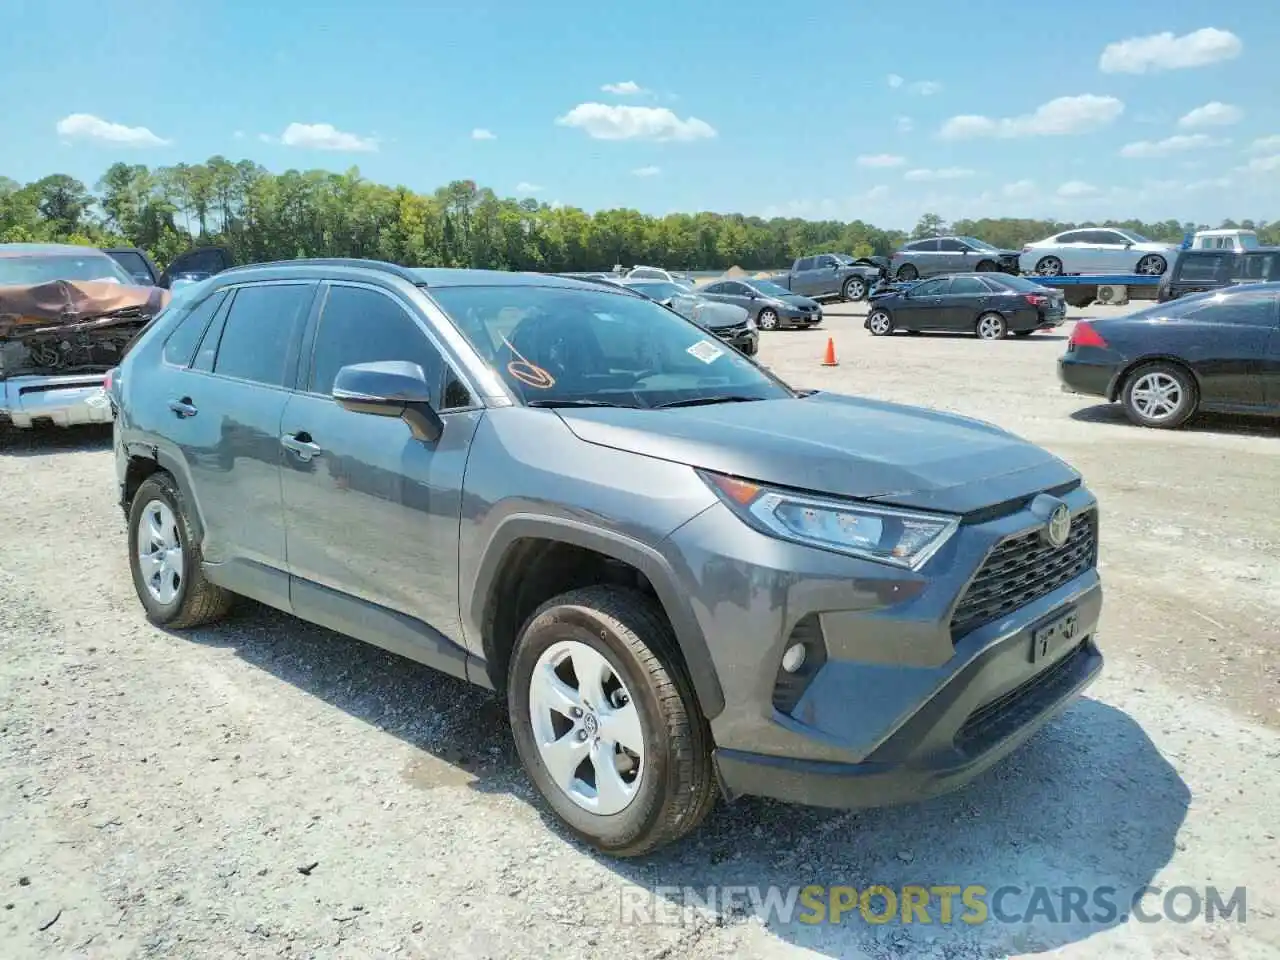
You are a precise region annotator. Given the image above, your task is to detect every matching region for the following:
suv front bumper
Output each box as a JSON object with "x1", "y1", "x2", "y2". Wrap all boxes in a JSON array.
[
  {"x1": 0, "y1": 375, "x2": 113, "y2": 429},
  {"x1": 664, "y1": 484, "x2": 1103, "y2": 810}
]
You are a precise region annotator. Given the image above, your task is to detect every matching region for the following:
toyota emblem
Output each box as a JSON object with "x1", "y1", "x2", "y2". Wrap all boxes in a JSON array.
[{"x1": 1044, "y1": 504, "x2": 1071, "y2": 549}]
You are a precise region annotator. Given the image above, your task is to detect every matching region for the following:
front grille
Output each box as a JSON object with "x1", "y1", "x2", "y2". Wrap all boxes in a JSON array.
[
  {"x1": 950, "y1": 509, "x2": 1097, "y2": 639},
  {"x1": 714, "y1": 323, "x2": 748, "y2": 338}
]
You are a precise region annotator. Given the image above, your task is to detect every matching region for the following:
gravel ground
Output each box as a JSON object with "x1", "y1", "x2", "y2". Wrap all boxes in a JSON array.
[{"x1": 1, "y1": 301, "x2": 1278, "y2": 960}]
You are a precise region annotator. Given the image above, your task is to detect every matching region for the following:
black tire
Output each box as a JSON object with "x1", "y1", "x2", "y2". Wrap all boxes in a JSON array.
[
  {"x1": 1136, "y1": 254, "x2": 1167, "y2": 276},
  {"x1": 507, "y1": 586, "x2": 716, "y2": 857},
  {"x1": 757, "y1": 308, "x2": 779, "y2": 331},
  {"x1": 896, "y1": 264, "x2": 918, "y2": 282},
  {"x1": 127, "y1": 472, "x2": 233, "y2": 628},
  {"x1": 1120, "y1": 362, "x2": 1198, "y2": 429},
  {"x1": 842, "y1": 277, "x2": 867, "y2": 301},
  {"x1": 1034, "y1": 256, "x2": 1064, "y2": 276},
  {"x1": 975, "y1": 260, "x2": 997, "y2": 272},
  {"x1": 975, "y1": 312, "x2": 1007, "y2": 340},
  {"x1": 866, "y1": 309, "x2": 894, "y2": 336}
]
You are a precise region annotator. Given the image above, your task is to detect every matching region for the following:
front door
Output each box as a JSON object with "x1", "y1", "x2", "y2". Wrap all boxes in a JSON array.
[
  {"x1": 895, "y1": 277, "x2": 951, "y2": 329},
  {"x1": 278, "y1": 281, "x2": 480, "y2": 644},
  {"x1": 157, "y1": 281, "x2": 316, "y2": 599}
]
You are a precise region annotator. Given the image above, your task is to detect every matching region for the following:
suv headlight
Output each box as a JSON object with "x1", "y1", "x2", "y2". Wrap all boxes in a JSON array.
[{"x1": 699, "y1": 470, "x2": 958, "y2": 570}]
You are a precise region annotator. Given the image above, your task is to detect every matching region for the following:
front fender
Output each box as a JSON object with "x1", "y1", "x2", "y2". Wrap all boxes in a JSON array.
[{"x1": 469, "y1": 513, "x2": 726, "y2": 719}]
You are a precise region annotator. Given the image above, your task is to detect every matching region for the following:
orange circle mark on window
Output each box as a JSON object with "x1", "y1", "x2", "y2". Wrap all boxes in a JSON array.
[{"x1": 508, "y1": 360, "x2": 556, "y2": 389}]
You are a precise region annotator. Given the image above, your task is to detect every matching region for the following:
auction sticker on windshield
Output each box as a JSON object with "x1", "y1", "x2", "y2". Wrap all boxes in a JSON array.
[{"x1": 687, "y1": 340, "x2": 724, "y2": 364}]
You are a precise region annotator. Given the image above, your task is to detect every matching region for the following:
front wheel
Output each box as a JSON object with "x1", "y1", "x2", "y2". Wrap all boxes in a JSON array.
[
  {"x1": 976, "y1": 312, "x2": 1007, "y2": 340},
  {"x1": 1121, "y1": 362, "x2": 1197, "y2": 429},
  {"x1": 842, "y1": 277, "x2": 867, "y2": 301},
  {"x1": 1034, "y1": 256, "x2": 1064, "y2": 276},
  {"x1": 896, "y1": 264, "x2": 919, "y2": 282},
  {"x1": 507, "y1": 586, "x2": 716, "y2": 857},
  {"x1": 867, "y1": 309, "x2": 894, "y2": 336},
  {"x1": 1136, "y1": 254, "x2": 1167, "y2": 276},
  {"x1": 976, "y1": 260, "x2": 997, "y2": 272},
  {"x1": 756, "y1": 308, "x2": 779, "y2": 331}
]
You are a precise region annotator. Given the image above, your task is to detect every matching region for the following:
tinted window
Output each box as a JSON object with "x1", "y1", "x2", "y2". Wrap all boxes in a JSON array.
[
  {"x1": 990, "y1": 274, "x2": 1053, "y2": 293},
  {"x1": 937, "y1": 238, "x2": 967, "y2": 252},
  {"x1": 913, "y1": 239, "x2": 941, "y2": 252},
  {"x1": 702, "y1": 282, "x2": 726, "y2": 294},
  {"x1": 1159, "y1": 291, "x2": 1278, "y2": 326},
  {"x1": 1085, "y1": 230, "x2": 1127, "y2": 244},
  {"x1": 795, "y1": 258, "x2": 815, "y2": 271},
  {"x1": 1236, "y1": 253, "x2": 1278, "y2": 282},
  {"x1": 1176, "y1": 254, "x2": 1231, "y2": 283},
  {"x1": 108, "y1": 250, "x2": 154, "y2": 283},
  {"x1": 912, "y1": 278, "x2": 950, "y2": 296},
  {"x1": 310, "y1": 285, "x2": 452, "y2": 404},
  {"x1": 814, "y1": 255, "x2": 836, "y2": 268},
  {"x1": 163, "y1": 290, "x2": 227, "y2": 366},
  {"x1": 950, "y1": 277, "x2": 989, "y2": 294},
  {"x1": 1055, "y1": 231, "x2": 1088, "y2": 244},
  {"x1": 722, "y1": 282, "x2": 748, "y2": 295},
  {"x1": 211, "y1": 283, "x2": 313, "y2": 387},
  {"x1": 170, "y1": 249, "x2": 228, "y2": 276}
]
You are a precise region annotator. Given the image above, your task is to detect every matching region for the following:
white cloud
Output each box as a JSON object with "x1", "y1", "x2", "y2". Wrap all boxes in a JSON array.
[
  {"x1": 555, "y1": 103, "x2": 716, "y2": 141},
  {"x1": 895, "y1": 116, "x2": 914, "y2": 133},
  {"x1": 1119, "y1": 133, "x2": 1229, "y2": 158},
  {"x1": 1002, "y1": 179, "x2": 1037, "y2": 199},
  {"x1": 601, "y1": 81, "x2": 647, "y2": 96},
  {"x1": 631, "y1": 166, "x2": 661, "y2": 177},
  {"x1": 1177, "y1": 102, "x2": 1242, "y2": 129},
  {"x1": 865, "y1": 185, "x2": 891, "y2": 200},
  {"x1": 1099, "y1": 27, "x2": 1242, "y2": 74},
  {"x1": 515, "y1": 181, "x2": 543, "y2": 194},
  {"x1": 1248, "y1": 135, "x2": 1280, "y2": 153},
  {"x1": 233, "y1": 130, "x2": 245, "y2": 140},
  {"x1": 939, "y1": 95, "x2": 1123, "y2": 139},
  {"x1": 471, "y1": 128, "x2": 497, "y2": 140},
  {"x1": 903, "y1": 167, "x2": 975, "y2": 182},
  {"x1": 278, "y1": 122, "x2": 377, "y2": 151},
  {"x1": 1240, "y1": 155, "x2": 1280, "y2": 174},
  {"x1": 909, "y1": 80, "x2": 943, "y2": 96},
  {"x1": 55, "y1": 113, "x2": 170, "y2": 147},
  {"x1": 857, "y1": 154, "x2": 906, "y2": 168},
  {"x1": 1057, "y1": 181, "x2": 1098, "y2": 198},
  {"x1": 887, "y1": 74, "x2": 904, "y2": 89}
]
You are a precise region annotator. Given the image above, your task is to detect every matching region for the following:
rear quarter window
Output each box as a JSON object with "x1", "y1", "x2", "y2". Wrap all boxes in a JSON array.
[
  {"x1": 1175, "y1": 254, "x2": 1230, "y2": 283},
  {"x1": 163, "y1": 290, "x2": 228, "y2": 366}
]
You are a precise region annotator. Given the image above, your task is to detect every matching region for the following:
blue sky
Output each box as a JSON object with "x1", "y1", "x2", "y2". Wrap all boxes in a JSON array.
[{"x1": 2, "y1": 0, "x2": 1277, "y2": 230}]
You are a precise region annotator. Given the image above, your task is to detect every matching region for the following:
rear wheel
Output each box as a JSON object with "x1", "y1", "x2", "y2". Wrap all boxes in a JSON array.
[
  {"x1": 867, "y1": 310, "x2": 893, "y2": 336},
  {"x1": 1136, "y1": 254, "x2": 1167, "y2": 276},
  {"x1": 842, "y1": 277, "x2": 867, "y2": 301},
  {"x1": 975, "y1": 312, "x2": 1007, "y2": 340},
  {"x1": 507, "y1": 586, "x2": 716, "y2": 857},
  {"x1": 1034, "y1": 256, "x2": 1064, "y2": 276},
  {"x1": 127, "y1": 473, "x2": 233, "y2": 628},
  {"x1": 976, "y1": 260, "x2": 997, "y2": 272},
  {"x1": 1121, "y1": 362, "x2": 1197, "y2": 429}
]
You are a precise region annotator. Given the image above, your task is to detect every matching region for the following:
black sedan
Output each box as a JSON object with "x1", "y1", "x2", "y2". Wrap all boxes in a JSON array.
[
  {"x1": 1058, "y1": 284, "x2": 1280, "y2": 429},
  {"x1": 864, "y1": 273, "x2": 1066, "y2": 340},
  {"x1": 698, "y1": 278, "x2": 823, "y2": 330}
]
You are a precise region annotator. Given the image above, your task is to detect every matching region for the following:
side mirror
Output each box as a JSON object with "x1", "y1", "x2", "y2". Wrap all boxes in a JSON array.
[{"x1": 333, "y1": 360, "x2": 444, "y2": 443}]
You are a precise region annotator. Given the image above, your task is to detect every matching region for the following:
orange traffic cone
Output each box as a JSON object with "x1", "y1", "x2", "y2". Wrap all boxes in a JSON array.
[{"x1": 821, "y1": 337, "x2": 838, "y2": 366}]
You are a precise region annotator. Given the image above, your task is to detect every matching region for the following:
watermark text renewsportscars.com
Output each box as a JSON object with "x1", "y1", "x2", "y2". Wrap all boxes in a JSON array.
[{"x1": 619, "y1": 884, "x2": 1248, "y2": 927}]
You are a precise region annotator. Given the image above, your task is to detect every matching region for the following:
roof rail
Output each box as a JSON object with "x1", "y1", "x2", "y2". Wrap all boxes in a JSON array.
[{"x1": 221, "y1": 258, "x2": 420, "y2": 283}]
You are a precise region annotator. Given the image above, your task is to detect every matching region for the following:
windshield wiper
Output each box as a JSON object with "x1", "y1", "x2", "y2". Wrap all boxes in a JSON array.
[
  {"x1": 653, "y1": 395, "x2": 767, "y2": 409},
  {"x1": 525, "y1": 398, "x2": 630, "y2": 409}
]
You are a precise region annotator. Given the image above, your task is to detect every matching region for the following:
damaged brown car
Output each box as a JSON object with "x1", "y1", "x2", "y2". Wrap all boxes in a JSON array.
[{"x1": 0, "y1": 244, "x2": 173, "y2": 430}]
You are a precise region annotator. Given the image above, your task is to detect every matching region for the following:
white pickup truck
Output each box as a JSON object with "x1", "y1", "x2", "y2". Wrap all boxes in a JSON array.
[{"x1": 1189, "y1": 229, "x2": 1260, "y2": 252}]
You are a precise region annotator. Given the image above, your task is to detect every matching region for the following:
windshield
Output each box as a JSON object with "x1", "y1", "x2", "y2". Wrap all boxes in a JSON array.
[
  {"x1": 831, "y1": 253, "x2": 854, "y2": 264},
  {"x1": 0, "y1": 252, "x2": 134, "y2": 286},
  {"x1": 1239, "y1": 233, "x2": 1261, "y2": 249},
  {"x1": 628, "y1": 281, "x2": 688, "y2": 301},
  {"x1": 426, "y1": 283, "x2": 793, "y2": 409},
  {"x1": 746, "y1": 280, "x2": 793, "y2": 298},
  {"x1": 958, "y1": 236, "x2": 998, "y2": 251}
]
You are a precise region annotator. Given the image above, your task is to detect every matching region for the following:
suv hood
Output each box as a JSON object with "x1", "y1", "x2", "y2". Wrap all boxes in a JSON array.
[{"x1": 557, "y1": 392, "x2": 1079, "y2": 515}]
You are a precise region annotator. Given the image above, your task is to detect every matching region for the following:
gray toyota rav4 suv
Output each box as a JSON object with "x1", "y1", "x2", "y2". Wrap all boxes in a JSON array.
[{"x1": 111, "y1": 259, "x2": 1103, "y2": 856}]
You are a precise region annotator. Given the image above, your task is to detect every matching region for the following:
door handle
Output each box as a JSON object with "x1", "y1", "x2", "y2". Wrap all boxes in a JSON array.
[
  {"x1": 168, "y1": 397, "x2": 197, "y2": 418},
  {"x1": 281, "y1": 432, "x2": 323, "y2": 460}
]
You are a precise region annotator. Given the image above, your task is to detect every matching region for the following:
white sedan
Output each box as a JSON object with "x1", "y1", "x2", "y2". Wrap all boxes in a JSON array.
[{"x1": 1018, "y1": 227, "x2": 1178, "y2": 277}]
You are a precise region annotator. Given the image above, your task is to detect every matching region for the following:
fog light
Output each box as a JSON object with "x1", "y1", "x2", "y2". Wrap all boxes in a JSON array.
[{"x1": 781, "y1": 643, "x2": 807, "y2": 673}]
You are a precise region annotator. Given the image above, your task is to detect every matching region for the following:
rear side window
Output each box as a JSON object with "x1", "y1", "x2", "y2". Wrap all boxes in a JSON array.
[
  {"x1": 1161, "y1": 291, "x2": 1279, "y2": 326},
  {"x1": 950, "y1": 277, "x2": 988, "y2": 294},
  {"x1": 1176, "y1": 254, "x2": 1231, "y2": 282},
  {"x1": 308, "y1": 284, "x2": 458, "y2": 406},
  {"x1": 795, "y1": 258, "x2": 815, "y2": 271},
  {"x1": 913, "y1": 278, "x2": 950, "y2": 296},
  {"x1": 163, "y1": 290, "x2": 227, "y2": 366},
  {"x1": 211, "y1": 283, "x2": 314, "y2": 387},
  {"x1": 937, "y1": 239, "x2": 967, "y2": 252},
  {"x1": 912, "y1": 239, "x2": 941, "y2": 252},
  {"x1": 1236, "y1": 253, "x2": 1277, "y2": 281}
]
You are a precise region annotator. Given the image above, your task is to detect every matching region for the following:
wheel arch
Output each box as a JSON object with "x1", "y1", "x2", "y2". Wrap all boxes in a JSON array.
[
  {"x1": 1107, "y1": 354, "x2": 1202, "y2": 403},
  {"x1": 470, "y1": 515, "x2": 726, "y2": 720},
  {"x1": 122, "y1": 442, "x2": 208, "y2": 543}
]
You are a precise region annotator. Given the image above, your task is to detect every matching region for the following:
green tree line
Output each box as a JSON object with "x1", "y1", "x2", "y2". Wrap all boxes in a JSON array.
[{"x1": 3, "y1": 159, "x2": 1278, "y2": 272}]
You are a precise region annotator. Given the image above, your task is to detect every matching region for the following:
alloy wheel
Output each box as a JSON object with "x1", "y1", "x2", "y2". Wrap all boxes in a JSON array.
[
  {"x1": 867, "y1": 311, "x2": 892, "y2": 335},
  {"x1": 1136, "y1": 255, "x2": 1167, "y2": 276},
  {"x1": 527, "y1": 639, "x2": 645, "y2": 816},
  {"x1": 1035, "y1": 256, "x2": 1063, "y2": 276},
  {"x1": 757, "y1": 309, "x2": 778, "y2": 330},
  {"x1": 1129, "y1": 372, "x2": 1183, "y2": 422},
  {"x1": 137, "y1": 499, "x2": 184, "y2": 605}
]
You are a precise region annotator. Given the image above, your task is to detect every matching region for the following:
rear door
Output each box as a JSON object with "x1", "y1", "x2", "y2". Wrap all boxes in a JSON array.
[
  {"x1": 895, "y1": 277, "x2": 951, "y2": 329},
  {"x1": 703, "y1": 281, "x2": 753, "y2": 312},
  {"x1": 1049, "y1": 231, "x2": 1092, "y2": 273},
  {"x1": 943, "y1": 276, "x2": 994, "y2": 329},
  {"x1": 790, "y1": 257, "x2": 817, "y2": 295},
  {"x1": 910, "y1": 239, "x2": 942, "y2": 275}
]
